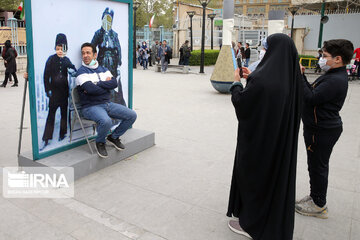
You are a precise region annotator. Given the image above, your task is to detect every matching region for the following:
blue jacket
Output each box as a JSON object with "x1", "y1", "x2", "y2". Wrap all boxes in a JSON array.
[
  {"x1": 75, "y1": 62, "x2": 117, "y2": 108},
  {"x1": 157, "y1": 45, "x2": 171, "y2": 58}
]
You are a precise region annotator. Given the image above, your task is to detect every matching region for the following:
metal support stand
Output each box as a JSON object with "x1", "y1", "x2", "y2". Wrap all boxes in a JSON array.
[{"x1": 18, "y1": 76, "x2": 28, "y2": 156}]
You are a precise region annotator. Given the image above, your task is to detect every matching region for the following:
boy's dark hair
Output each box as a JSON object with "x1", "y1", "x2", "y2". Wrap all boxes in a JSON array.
[
  {"x1": 246, "y1": 43, "x2": 249, "y2": 47},
  {"x1": 81, "y1": 42, "x2": 97, "y2": 54},
  {"x1": 322, "y1": 39, "x2": 354, "y2": 65}
]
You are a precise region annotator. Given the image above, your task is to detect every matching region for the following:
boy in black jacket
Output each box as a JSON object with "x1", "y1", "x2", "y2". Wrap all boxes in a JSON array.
[
  {"x1": 41, "y1": 33, "x2": 76, "y2": 151},
  {"x1": 296, "y1": 39, "x2": 354, "y2": 219}
]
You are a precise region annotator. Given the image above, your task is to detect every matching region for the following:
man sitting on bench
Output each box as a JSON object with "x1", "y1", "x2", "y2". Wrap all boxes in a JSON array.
[{"x1": 75, "y1": 42, "x2": 137, "y2": 158}]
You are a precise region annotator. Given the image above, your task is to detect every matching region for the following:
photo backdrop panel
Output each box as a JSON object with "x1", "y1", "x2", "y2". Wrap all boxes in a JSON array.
[{"x1": 28, "y1": 0, "x2": 130, "y2": 157}]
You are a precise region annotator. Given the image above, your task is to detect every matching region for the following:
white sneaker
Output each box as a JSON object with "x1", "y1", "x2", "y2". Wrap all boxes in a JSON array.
[
  {"x1": 295, "y1": 197, "x2": 328, "y2": 219},
  {"x1": 228, "y1": 220, "x2": 252, "y2": 239}
]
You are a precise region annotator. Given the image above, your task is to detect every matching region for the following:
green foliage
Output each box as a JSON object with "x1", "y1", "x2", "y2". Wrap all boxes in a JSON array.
[
  {"x1": 299, "y1": 55, "x2": 318, "y2": 69},
  {"x1": 0, "y1": 0, "x2": 21, "y2": 11},
  {"x1": 135, "y1": 0, "x2": 223, "y2": 29},
  {"x1": 135, "y1": 0, "x2": 173, "y2": 29},
  {"x1": 189, "y1": 50, "x2": 220, "y2": 66}
]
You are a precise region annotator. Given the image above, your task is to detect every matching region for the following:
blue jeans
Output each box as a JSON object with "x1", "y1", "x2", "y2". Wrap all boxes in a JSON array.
[
  {"x1": 245, "y1": 58, "x2": 250, "y2": 67},
  {"x1": 82, "y1": 102, "x2": 137, "y2": 143},
  {"x1": 183, "y1": 57, "x2": 189, "y2": 66},
  {"x1": 161, "y1": 56, "x2": 168, "y2": 72},
  {"x1": 142, "y1": 58, "x2": 148, "y2": 69}
]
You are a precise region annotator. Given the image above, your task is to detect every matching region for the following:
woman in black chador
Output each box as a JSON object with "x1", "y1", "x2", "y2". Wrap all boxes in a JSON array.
[
  {"x1": 1, "y1": 40, "x2": 18, "y2": 87},
  {"x1": 227, "y1": 34, "x2": 303, "y2": 240}
]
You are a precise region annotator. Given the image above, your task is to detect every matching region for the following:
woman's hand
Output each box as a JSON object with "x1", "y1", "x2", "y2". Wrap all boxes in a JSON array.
[
  {"x1": 242, "y1": 67, "x2": 251, "y2": 79},
  {"x1": 24, "y1": 72, "x2": 28, "y2": 79}
]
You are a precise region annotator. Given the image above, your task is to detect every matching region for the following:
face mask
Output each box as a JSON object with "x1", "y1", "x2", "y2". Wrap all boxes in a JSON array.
[
  {"x1": 318, "y1": 57, "x2": 331, "y2": 72},
  {"x1": 89, "y1": 59, "x2": 96, "y2": 66}
]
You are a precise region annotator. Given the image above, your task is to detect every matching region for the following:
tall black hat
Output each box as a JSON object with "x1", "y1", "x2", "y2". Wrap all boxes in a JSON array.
[{"x1": 55, "y1": 33, "x2": 68, "y2": 51}]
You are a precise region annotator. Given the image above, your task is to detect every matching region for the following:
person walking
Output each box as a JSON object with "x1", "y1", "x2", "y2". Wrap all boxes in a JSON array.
[
  {"x1": 236, "y1": 42, "x2": 242, "y2": 60},
  {"x1": 315, "y1": 49, "x2": 323, "y2": 74},
  {"x1": 244, "y1": 42, "x2": 251, "y2": 67},
  {"x1": 295, "y1": 39, "x2": 354, "y2": 219},
  {"x1": 151, "y1": 41, "x2": 158, "y2": 66},
  {"x1": 140, "y1": 41, "x2": 149, "y2": 70},
  {"x1": 180, "y1": 40, "x2": 191, "y2": 66},
  {"x1": 158, "y1": 40, "x2": 171, "y2": 73},
  {"x1": 148, "y1": 45, "x2": 152, "y2": 67},
  {"x1": 137, "y1": 45, "x2": 142, "y2": 67},
  {"x1": 135, "y1": 45, "x2": 140, "y2": 66},
  {"x1": 236, "y1": 42, "x2": 243, "y2": 69},
  {"x1": 1, "y1": 40, "x2": 18, "y2": 87},
  {"x1": 1, "y1": 44, "x2": 15, "y2": 83},
  {"x1": 179, "y1": 44, "x2": 184, "y2": 65},
  {"x1": 240, "y1": 45, "x2": 246, "y2": 65},
  {"x1": 227, "y1": 34, "x2": 303, "y2": 240}
]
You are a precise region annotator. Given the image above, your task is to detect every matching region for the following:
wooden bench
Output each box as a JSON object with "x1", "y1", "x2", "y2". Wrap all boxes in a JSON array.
[{"x1": 155, "y1": 64, "x2": 189, "y2": 74}]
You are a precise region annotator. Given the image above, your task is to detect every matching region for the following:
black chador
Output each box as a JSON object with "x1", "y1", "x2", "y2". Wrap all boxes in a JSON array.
[
  {"x1": 42, "y1": 33, "x2": 76, "y2": 149},
  {"x1": 227, "y1": 34, "x2": 303, "y2": 240}
]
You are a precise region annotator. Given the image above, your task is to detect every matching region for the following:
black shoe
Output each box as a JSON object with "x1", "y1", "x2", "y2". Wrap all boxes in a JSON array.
[
  {"x1": 106, "y1": 135, "x2": 125, "y2": 150},
  {"x1": 58, "y1": 135, "x2": 66, "y2": 141},
  {"x1": 95, "y1": 142, "x2": 108, "y2": 158},
  {"x1": 0, "y1": 84, "x2": 6, "y2": 88},
  {"x1": 39, "y1": 140, "x2": 49, "y2": 151},
  {"x1": 11, "y1": 84, "x2": 18, "y2": 87}
]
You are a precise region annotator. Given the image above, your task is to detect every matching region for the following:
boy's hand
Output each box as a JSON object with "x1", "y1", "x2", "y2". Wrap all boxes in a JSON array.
[{"x1": 106, "y1": 77, "x2": 111, "y2": 81}]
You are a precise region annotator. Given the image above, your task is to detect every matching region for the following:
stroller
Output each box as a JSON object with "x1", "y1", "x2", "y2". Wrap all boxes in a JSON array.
[{"x1": 346, "y1": 59, "x2": 357, "y2": 81}]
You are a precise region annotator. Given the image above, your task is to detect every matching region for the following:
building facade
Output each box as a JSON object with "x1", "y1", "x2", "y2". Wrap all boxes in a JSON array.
[{"x1": 235, "y1": 0, "x2": 291, "y2": 18}]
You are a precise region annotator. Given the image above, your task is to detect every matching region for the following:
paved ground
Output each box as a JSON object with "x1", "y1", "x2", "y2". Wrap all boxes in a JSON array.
[{"x1": 0, "y1": 64, "x2": 360, "y2": 240}]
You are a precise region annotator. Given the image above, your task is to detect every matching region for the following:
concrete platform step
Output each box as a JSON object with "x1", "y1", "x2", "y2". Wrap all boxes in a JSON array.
[{"x1": 18, "y1": 128, "x2": 155, "y2": 182}]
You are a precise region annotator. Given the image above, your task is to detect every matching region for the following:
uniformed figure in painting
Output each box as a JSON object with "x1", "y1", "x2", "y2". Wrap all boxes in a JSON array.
[
  {"x1": 41, "y1": 33, "x2": 76, "y2": 150},
  {"x1": 91, "y1": 8, "x2": 126, "y2": 106}
]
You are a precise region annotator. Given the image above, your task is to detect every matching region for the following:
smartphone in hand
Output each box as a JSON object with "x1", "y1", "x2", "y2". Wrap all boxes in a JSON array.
[{"x1": 237, "y1": 58, "x2": 244, "y2": 78}]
